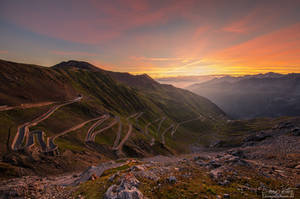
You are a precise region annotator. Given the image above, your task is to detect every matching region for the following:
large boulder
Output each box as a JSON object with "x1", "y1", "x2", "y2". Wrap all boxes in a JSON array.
[
  {"x1": 291, "y1": 127, "x2": 300, "y2": 136},
  {"x1": 104, "y1": 173, "x2": 145, "y2": 199},
  {"x1": 243, "y1": 132, "x2": 271, "y2": 143},
  {"x1": 227, "y1": 149, "x2": 246, "y2": 158}
]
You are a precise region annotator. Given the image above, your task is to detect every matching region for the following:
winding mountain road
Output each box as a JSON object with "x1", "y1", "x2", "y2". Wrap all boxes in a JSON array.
[
  {"x1": 47, "y1": 115, "x2": 103, "y2": 152},
  {"x1": 89, "y1": 117, "x2": 119, "y2": 142},
  {"x1": 157, "y1": 117, "x2": 166, "y2": 135},
  {"x1": 171, "y1": 124, "x2": 179, "y2": 136},
  {"x1": 112, "y1": 117, "x2": 122, "y2": 149},
  {"x1": 0, "y1": 101, "x2": 55, "y2": 112},
  {"x1": 145, "y1": 118, "x2": 161, "y2": 135},
  {"x1": 85, "y1": 115, "x2": 110, "y2": 142},
  {"x1": 170, "y1": 116, "x2": 204, "y2": 137},
  {"x1": 161, "y1": 124, "x2": 175, "y2": 145},
  {"x1": 150, "y1": 137, "x2": 155, "y2": 146},
  {"x1": 11, "y1": 96, "x2": 82, "y2": 151},
  {"x1": 112, "y1": 113, "x2": 141, "y2": 151}
]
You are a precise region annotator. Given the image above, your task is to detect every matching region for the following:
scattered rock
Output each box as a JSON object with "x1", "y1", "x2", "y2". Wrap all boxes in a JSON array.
[
  {"x1": 89, "y1": 173, "x2": 98, "y2": 181},
  {"x1": 108, "y1": 172, "x2": 120, "y2": 182},
  {"x1": 223, "y1": 193, "x2": 230, "y2": 198},
  {"x1": 134, "y1": 170, "x2": 159, "y2": 182},
  {"x1": 207, "y1": 160, "x2": 221, "y2": 169},
  {"x1": 130, "y1": 165, "x2": 145, "y2": 172},
  {"x1": 276, "y1": 122, "x2": 294, "y2": 130},
  {"x1": 218, "y1": 179, "x2": 230, "y2": 186},
  {"x1": 209, "y1": 167, "x2": 224, "y2": 180},
  {"x1": 291, "y1": 127, "x2": 300, "y2": 136},
  {"x1": 193, "y1": 155, "x2": 211, "y2": 161},
  {"x1": 195, "y1": 160, "x2": 206, "y2": 166},
  {"x1": 209, "y1": 140, "x2": 225, "y2": 148},
  {"x1": 104, "y1": 174, "x2": 144, "y2": 199},
  {"x1": 228, "y1": 149, "x2": 246, "y2": 158},
  {"x1": 243, "y1": 131, "x2": 271, "y2": 143},
  {"x1": 167, "y1": 176, "x2": 177, "y2": 184}
]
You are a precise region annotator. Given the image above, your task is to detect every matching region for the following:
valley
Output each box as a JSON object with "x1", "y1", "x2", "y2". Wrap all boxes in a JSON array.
[{"x1": 0, "y1": 60, "x2": 299, "y2": 199}]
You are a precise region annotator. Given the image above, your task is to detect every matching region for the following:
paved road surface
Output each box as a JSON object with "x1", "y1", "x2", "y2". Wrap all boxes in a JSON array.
[
  {"x1": 85, "y1": 115, "x2": 109, "y2": 142},
  {"x1": 113, "y1": 113, "x2": 141, "y2": 151},
  {"x1": 89, "y1": 117, "x2": 119, "y2": 142},
  {"x1": 0, "y1": 101, "x2": 55, "y2": 112},
  {"x1": 157, "y1": 117, "x2": 166, "y2": 135},
  {"x1": 47, "y1": 115, "x2": 103, "y2": 151},
  {"x1": 112, "y1": 117, "x2": 122, "y2": 149},
  {"x1": 161, "y1": 124, "x2": 174, "y2": 145},
  {"x1": 170, "y1": 116, "x2": 204, "y2": 137},
  {"x1": 11, "y1": 96, "x2": 82, "y2": 151}
]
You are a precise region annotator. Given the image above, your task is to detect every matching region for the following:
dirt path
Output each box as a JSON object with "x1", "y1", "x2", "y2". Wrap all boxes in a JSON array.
[{"x1": 11, "y1": 96, "x2": 82, "y2": 151}]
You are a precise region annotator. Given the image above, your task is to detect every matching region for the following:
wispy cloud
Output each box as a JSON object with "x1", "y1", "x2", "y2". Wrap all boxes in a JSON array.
[
  {"x1": 1, "y1": 0, "x2": 300, "y2": 76},
  {"x1": 50, "y1": 50, "x2": 98, "y2": 57},
  {"x1": 0, "y1": 51, "x2": 8, "y2": 54},
  {"x1": 208, "y1": 23, "x2": 300, "y2": 72},
  {"x1": 130, "y1": 56, "x2": 197, "y2": 62}
]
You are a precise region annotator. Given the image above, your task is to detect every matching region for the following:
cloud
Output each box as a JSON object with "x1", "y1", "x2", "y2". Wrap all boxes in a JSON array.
[
  {"x1": 50, "y1": 50, "x2": 98, "y2": 57},
  {"x1": 130, "y1": 56, "x2": 197, "y2": 62},
  {"x1": 205, "y1": 23, "x2": 300, "y2": 73},
  {"x1": 0, "y1": 51, "x2": 8, "y2": 54},
  {"x1": 0, "y1": 0, "x2": 196, "y2": 44},
  {"x1": 155, "y1": 75, "x2": 224, "y2": 88},
  {"x1": 1, "y1": 0, "x2": 300, "y2": 76}
]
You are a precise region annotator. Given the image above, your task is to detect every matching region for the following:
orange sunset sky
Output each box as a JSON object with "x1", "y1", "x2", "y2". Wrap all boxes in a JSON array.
[{"x1": 0, "y1": 0, "x2": 300, "y2": 78}]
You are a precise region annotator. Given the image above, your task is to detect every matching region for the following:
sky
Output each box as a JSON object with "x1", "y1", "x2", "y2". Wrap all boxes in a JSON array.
[{"x1": 0, "y1": 0, "x2": 300, "y2": 78}]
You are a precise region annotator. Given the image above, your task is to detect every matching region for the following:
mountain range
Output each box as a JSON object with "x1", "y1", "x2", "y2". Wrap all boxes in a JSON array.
[
  {"x1": 1, "y1": 60, "x2": 300, "y2": 198},
  {"x1": 187, "y1": 72, "x2": 300, "y2": 119},
  {"x1": 0, "y1": 59, "x2": 227, "y2": 176}
]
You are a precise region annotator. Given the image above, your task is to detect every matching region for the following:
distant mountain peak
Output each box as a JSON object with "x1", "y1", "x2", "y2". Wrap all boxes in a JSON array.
[
  {"x1": 251, "y1": 72, "x2": 283, "y2": 79},
  {"x1": 136, "y1": 73, "x2": 154, "y2": 80},
  {"x1": 52, "y1": 60, "x2": 102, "y2": 71}
]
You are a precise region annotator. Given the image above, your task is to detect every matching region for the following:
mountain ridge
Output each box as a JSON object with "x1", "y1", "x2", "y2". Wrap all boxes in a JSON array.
[
  {"x1": 0, "y1": 58, "x2": 227, "y2": 177},
  {"x1": 188, "y1": 72, "x2": 300, "y2": 119}
]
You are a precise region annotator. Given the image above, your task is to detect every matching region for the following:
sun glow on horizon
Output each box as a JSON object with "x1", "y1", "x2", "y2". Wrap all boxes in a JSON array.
[{"x1": 1, "y1": 0, "x2": 300, "y2": 77}]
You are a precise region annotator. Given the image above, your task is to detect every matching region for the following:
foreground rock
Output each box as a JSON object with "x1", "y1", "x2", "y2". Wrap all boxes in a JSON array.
[{"x1": 104, "y1": 173, "x2": 145, "y2": 199}]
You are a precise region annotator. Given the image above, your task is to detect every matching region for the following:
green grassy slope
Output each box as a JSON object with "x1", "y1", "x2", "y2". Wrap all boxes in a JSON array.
[{"x1": 0, "y1": 59, "x2": 227, "y2": 175}]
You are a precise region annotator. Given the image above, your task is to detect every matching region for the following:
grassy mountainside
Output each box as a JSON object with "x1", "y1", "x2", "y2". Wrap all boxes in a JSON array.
[{"x1": 0, "y1": 59, "x2": 226, "y2": 176}]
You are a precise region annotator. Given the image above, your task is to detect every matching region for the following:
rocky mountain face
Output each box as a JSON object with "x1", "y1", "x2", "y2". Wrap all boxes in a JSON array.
[{"x1": 188, "y1": 73, "x2": 300, "y2": 119}]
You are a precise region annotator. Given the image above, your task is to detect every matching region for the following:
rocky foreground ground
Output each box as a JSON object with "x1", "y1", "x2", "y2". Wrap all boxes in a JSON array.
[
  {"x1": 0, "y1": 121, "x2": 300, "y2": 199},
  {"x1": 0, "y1": 151, "x2": 299, "y2": 198}
]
